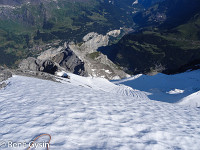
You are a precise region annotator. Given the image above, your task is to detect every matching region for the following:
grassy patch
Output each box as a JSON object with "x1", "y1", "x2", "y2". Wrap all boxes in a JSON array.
[{"x1": 88, "y1": 52, "x2": 101, "y2": 59}]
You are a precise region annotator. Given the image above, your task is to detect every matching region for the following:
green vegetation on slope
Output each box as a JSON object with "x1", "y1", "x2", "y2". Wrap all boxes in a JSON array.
[
  {"x1": 0, "y1": 0, "x2": 134, "y2": 67},
  {"x1": 101, "y1": 10, "x2": 200, "y2": 74}
]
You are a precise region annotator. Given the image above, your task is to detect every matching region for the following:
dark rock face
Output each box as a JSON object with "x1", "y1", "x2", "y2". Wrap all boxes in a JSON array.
[
  {"x1": 18, "y1": 57, "x2": 58, "y2": 75},
  {"x1": 52, "y1": 48, "x2": 86, "y2": 76},
  {"x1": 42, "y1": 60, "x2": 58, "y2": 75},
  {"x1": 19, "y1": 47, "x2": 87, "y2": 77}
]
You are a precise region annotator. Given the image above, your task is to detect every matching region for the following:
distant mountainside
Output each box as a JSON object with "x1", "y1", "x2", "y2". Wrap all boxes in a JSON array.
[
  {"x1": 132, "y1": 0, "x2": 164, "y2": 8},
  {"x1": 0, "y1": 0, "x2": 165, "y2": 68},
  {"x1": 100, "y1": 0, "x2": 200, "y2": 75},
  {"x1": 133, "y1": 0, "x2": 200, "y2": 29},
  {"x1": 0, "y1": 0, "x2": 130, "y2": 67}
]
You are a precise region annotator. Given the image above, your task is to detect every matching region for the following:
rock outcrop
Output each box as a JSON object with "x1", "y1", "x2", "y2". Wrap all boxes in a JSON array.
[
  {"x1": 106, "y1": 29, "x2": 121, "y2": 37},
  {"x1": 0, "y1": 66, "x2": 59, "y2": 89},
  {"x1": 17, "y1": 29, "x2": 129, "y2": 80},
  {"x1": 80, "y1": 30, "x2": 121, "y2": 54},
  {"x1": 19, "y1": 57, "x2": 58, "y2": 75},
  {"x1": 67, "y1": 30, "x2": 129, "y2": 80},
  {"x1": 81, "y1": 32, "x2": 109, "y2": 54},
  {"x1": 38, "y1": 46, "x2": 87, "y2": 76},
  {"x1": 0, "y1": 67, "x2": 12, "y2": 89}
]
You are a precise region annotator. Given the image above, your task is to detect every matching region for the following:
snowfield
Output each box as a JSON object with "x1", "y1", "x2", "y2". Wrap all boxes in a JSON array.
[
  {"x1": 113, "y1": 70, "x2": 200, "y2": 106},
  {"x1": 0, "y1": 71, "x2": 200, "y2": 150},
  {"x1": 179, "y1": 91, "x2": 200, "y2": 107}
]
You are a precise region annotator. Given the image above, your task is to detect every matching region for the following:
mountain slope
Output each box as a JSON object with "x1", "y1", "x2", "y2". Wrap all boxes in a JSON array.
[
  {"x1": 101, "y1": 0, "x2": 200, "y2": 75},
  {"x1": 0, "y1": 0, "x2": 166, "y2": 68},
  {"x1": 133, "y1": 0, "x2": 200, "y2": 29},
  {"x1": 179, "y1": 91, "x2": 200, "y2": 107},
  {"x1": 0, "y1": 75, "x2": 200, "y2": 149},
  {"x1": 132, "y1": 0, "x2": 164, "y2": 8},
  {"x1": 0, "y1": 0, "x2": 134, "y2": 67}
]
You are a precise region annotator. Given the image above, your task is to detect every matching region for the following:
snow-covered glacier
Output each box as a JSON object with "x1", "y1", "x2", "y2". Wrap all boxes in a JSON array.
[
  {"x1": 113, "y1": 69, "x2": 200, "y2": 106},
  {"x1": 0, "y1": 70, "x2": 200, "y2": 149}
]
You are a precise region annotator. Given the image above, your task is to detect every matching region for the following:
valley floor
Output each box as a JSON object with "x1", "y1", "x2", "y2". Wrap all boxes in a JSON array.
[{"x1": 0, "y1": 74, "x2": 200, "y2": 150}]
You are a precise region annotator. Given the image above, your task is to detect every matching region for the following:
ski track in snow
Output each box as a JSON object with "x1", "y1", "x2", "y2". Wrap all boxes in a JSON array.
[
  {"x1": 109, "y1": 84, "x2": 150, "y2": 100},
  {"x1": 0, "y1": 76, "x2": 200, "y2": 150}
]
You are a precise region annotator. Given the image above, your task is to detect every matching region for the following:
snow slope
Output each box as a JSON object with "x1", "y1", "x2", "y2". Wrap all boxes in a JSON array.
[
  {"x1": 113, "y1": 70, "x2": 200, "y2": 105},
  {"x1": 0, "y1": 75, "x2": 200, "y2": 149},
  {"x1": 57, "y1": 73, "x2": 149, "y2": 100},
  {"x1": 179, "y1": 91, "x2": 200, "y2": 107}
]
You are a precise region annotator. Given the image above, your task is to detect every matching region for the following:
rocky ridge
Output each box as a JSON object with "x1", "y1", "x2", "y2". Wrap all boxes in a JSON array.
[
  {"x1": 18, "y1": 29, "x2": 129, "y2": 80},
  {"x1": 37, "y1": 46, "x2": 87, "y2": 76},
  {"x1": 67, "y1": 30, "x2": 129, "y2": 79}
]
